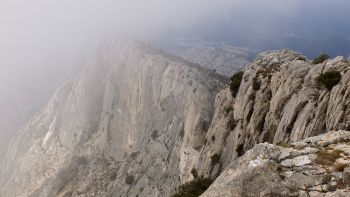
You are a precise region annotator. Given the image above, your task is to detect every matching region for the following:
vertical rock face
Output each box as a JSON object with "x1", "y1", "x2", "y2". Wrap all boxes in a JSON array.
[
  {"x1": 178, "y1": 45, "x2": 252, "y2": 77},
  {"x1": 0, "y1": 40, "x2": 225, "y2": 197},
  {"x1": 2, "y1": 42, "x2": 350, "y2": 197},
  {"x1": 197, "y1": 50, "x2": 350, "y2": 178}
]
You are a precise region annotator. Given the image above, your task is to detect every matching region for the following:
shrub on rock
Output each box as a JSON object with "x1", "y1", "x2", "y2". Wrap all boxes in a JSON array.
[
  {"x1": 230, "y1": 71, "x2": 244, "y2": 97},
  {"x1": 316, "y1": 70, "x2": 341, "y2": 90},
  {"x1": 313, "y1": 53, "x2": 330, "y2": 64}
]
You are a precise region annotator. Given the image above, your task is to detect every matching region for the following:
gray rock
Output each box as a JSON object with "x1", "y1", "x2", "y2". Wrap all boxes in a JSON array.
[
  {"x1": 343, "y1": 167, "x2": 350, "y2": 186},
  {"x1": 178, "y1": 45, "x2": 252, "y2": 77},
  {"x1": 201, "y1": 131, "x2": 350, "y2": 197},
  {"x1": 2, "y1": 44, "x2": 350, "y2": 197},
  {"x1": 197, "y1": 49, "x2": 350, "y2": 176},
  {"x1": 0, "y1": 40, "x2": 225, "y2": 197}
]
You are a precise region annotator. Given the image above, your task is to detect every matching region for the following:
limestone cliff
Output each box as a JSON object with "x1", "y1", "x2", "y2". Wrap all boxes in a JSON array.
[
  {"x1": 1, "y1": 42, "x2": 350, "y2": 197},
  {"x1": 0, "y1": 40, "x2": 225, "y2": 197},
  {"x1": 196, "y1": 50, "x2": 350, "y2": 179}
]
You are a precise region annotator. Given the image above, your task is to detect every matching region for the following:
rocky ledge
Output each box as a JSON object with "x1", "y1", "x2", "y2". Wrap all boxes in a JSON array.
[{"x1": 201, "y1": 130, "x2": 350, "y2": 196}]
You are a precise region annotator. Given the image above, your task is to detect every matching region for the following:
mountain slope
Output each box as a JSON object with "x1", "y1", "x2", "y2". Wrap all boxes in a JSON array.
[
  {"x1": 0, "y1": 40, "x2": 225, "y2": 197},
  {"x1": 178, "y1": 45, "x2": 252, "y2": 77},
  {"x1": 195, "y1": 50, "x2": 350, "y2": 179},
  {"x1": 2, "y1": 43, "x2": 350, "y2": 197}
]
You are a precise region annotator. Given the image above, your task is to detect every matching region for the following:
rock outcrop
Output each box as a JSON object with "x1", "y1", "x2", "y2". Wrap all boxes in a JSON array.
[
  {"x1": 0, "y1": 40, "x2": 225, "y2": 197},
  {"x1": 196, "y1": 50, "x2": 350, "y2": 178},
  {"x1": 178, "y1": 45, "x2": 252, "y2": 77},
  {"x1": 1, "y1": 42, "x2": 350, "y2": 197},
  {"x1": 201, "y1": 130, "x2": 350, "y2": 197}
]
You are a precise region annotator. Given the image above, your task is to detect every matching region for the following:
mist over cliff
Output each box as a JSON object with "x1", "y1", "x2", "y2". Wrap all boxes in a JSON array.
[{"x1": 1, "y1": 1, "x2": 350, "y2": 196}]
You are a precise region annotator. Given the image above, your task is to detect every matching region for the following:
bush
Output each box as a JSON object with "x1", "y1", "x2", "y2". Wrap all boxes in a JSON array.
[
  {"x1": 110, "y1": 171, "x2": 117, "y2": 181},
  {"x1": 227, "y1": 118, "x2": 237, "y2": 131},
  {"x1": 235, "y1": 144, "x2": 245, "y2": 157},
  {"x1": 230, "y1": 71, "x2": 244, "y2": 97},
  {"x1": 316, "y1": 70, "x2": 341, "y2": 90},
  {"x1": 313, "y1": 53, "x2": 330, "y2": 64},
  {"x1": 210, "y1": 154, "x2": 221, "y2": 166},
  {"x1": 191, "y1": 168, "x2": 198, "y2": 179},
  {"x1": 172, "y1": 177, "x2": 212, "y2": 197},
  {"x1": 223, "y1": 106, "x2": 233, "y2": 116},
  {"x1": 151, "y1": 130, "x2": 158, "y2": 140},
  {"x1": 296, "y1": 56, "x2": 307, "y2": 61},
  {"x1": 125, "y1": 175, "x2": 135, "y2": 185},
  {"x1": 252, "y1": 77, "x2": 261, "y2": 91}
]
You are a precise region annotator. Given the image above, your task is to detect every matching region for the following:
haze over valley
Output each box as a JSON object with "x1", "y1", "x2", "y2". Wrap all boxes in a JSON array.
[{"x1": 1, "y1": 1, "x2": 350, "y2": 196}]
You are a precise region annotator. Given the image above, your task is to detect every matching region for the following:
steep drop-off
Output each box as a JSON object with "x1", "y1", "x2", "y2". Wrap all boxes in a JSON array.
[
  {"x1": 1, "y1": 42, "x2": 350, "y2": 197},
  {"x1": 0, "y1": 40, "x2": 225, "y2": 197},
  {"x1": 196, "y1": 50, "x2": 350, "y2": 178}
]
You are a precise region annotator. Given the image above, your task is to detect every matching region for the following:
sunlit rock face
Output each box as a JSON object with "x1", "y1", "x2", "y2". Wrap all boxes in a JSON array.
[
  {"x1": 178, "y1": 45, "x2": 252, "y2": 77},
  {"x1": 0, "y1": 40, "x2": 225, "y2": 197}
]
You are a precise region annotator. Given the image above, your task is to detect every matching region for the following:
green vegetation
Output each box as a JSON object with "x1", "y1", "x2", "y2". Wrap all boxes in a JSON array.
[
  {"x1": 172, "y1": 177, "x2": 212, "y2": 197},
  {"x1": 316, "y1": 70, "x2": 341, "y2": 90},
  {"x1": 223, "y1": 106, "x2": 233, "y2": 116},
  {"x1": 235, "y1": 144, "x2": 245, "y2": 157},
  {"x1": 191, "y1": 168, "x2": 198, "y2": 179},
  {"x1": 210, "y1": 154, "x2": 221, "y2": 166},
  {"x1": 227, "y1": 118, "x2": 237, "y2": 131},
  {"x1": 256, "y1": 62, "x2": 281, "y2": 80},
  {"x1": 151, "y1": 130, "x2": 158, "y2": 140},
  {"x1": 125, "y1": 175, "x2": 135, "y2": 185},
  {"x1": 110, "y1": 171, "x2": 117, "y2": 181},
  {"x1": 230, "y1": 71, "x2": 244, "y2": 97},
  {"x1": 211, "y1": 136, "x2": 216, "y2": 142},
  {"x1": 252, "y1": 77, "x2": 261, "y2": 91},
  {"x1": 296, "y1": 56, "x2": 307, "y2": 61},
  {"x1": 313, "y1": 53, "x2": 330, "y2": 64}
]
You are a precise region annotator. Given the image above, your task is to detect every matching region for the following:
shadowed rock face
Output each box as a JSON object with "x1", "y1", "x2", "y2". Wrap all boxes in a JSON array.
[
  {"x1": 2, "y1": 42, "x2": 350, "y2": 197},
  {"x1": 0, "y1": 40, "x2": 225, "y2": 197}
]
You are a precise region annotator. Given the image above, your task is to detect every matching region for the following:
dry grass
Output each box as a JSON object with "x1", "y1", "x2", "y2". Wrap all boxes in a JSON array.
[
  {"x1": 276, "y1": 141, "x2": 295, "y2": 149},
  {"x1": 333, "y1": 163, "x2": 348, "y2": 172},
  {"x1": 315, "y1": 149, "x2": 344, "y2": 166}
]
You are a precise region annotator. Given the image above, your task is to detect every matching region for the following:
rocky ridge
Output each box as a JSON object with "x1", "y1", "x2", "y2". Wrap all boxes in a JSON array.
[
  {"x1": 1, "y1": 42, "x2": 350, "y2": 196},
  {"x1": 195, "y1": 50, "x2": 350, "y2": 179}
]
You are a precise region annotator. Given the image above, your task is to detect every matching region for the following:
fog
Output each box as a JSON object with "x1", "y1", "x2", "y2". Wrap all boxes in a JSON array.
[{"x1": 0, "y1": 0, "x2": 349, "y2": 157}]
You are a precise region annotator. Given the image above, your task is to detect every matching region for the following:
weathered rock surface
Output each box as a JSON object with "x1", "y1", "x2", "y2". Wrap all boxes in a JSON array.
[
  {"x1": 0, "y1": 40, "x2": 225, "y2": 197},
  {"x1": 197, "y1": 50, "x2": 350, "y2": 178},
  {"x1": 178, "y1": 45, "x2": 252, "y2": 77},
  {"x1": 201, "y1": 130, "x2": 350, "y2": 197},
  {"x1": 2, "y1": 43, "x2": 350, "y2": 197}
]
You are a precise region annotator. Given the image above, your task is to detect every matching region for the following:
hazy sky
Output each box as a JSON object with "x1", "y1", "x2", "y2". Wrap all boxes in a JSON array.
[{"x1": 0, "y1": 0, "x2": 349, "y2": 157}]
